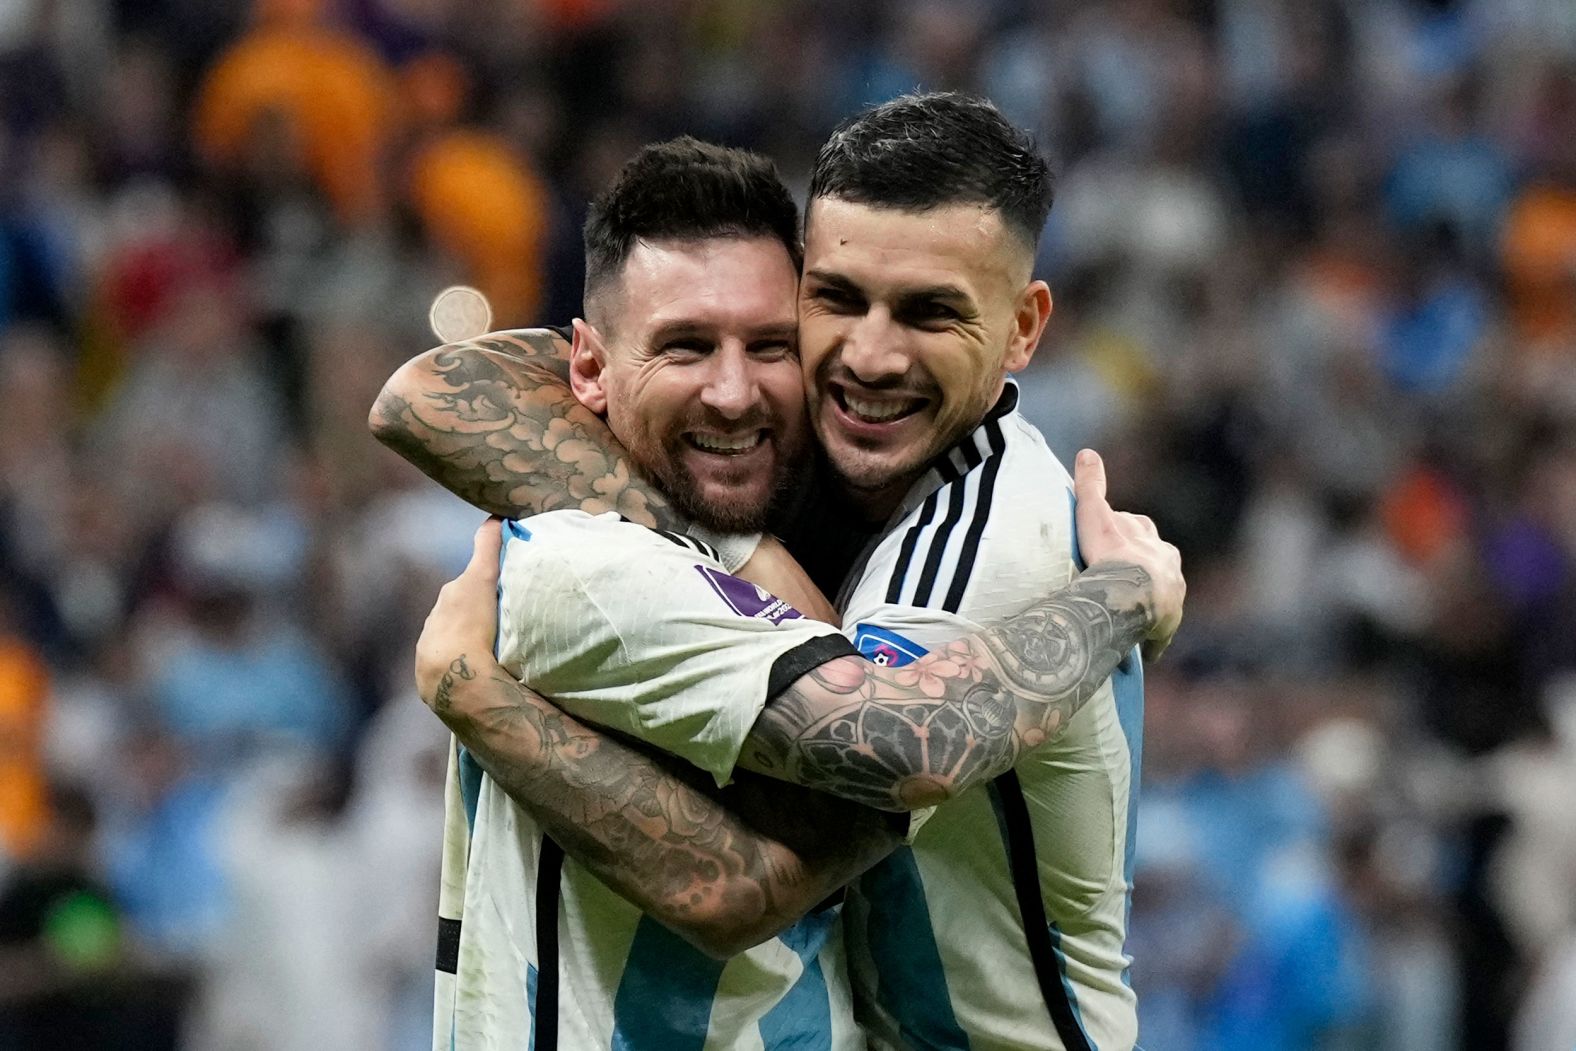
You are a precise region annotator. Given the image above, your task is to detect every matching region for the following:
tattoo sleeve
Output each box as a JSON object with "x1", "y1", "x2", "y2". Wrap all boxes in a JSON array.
[
  {"x1": 433, "y1": 658, "x2": 901, "y2": 958},
  {"x1": 738, "y1": 562, "x2": 1154, "y2": 811},
  {"x1": 368, "y1": 329, "x2": 682, "y2": 528}
]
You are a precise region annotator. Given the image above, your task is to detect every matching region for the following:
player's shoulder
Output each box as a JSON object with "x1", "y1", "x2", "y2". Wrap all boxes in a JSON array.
[
  {"x1": 881, "y1": 406, "x2": 1074, "y2": 555},
  {"x1": 505, "y1": 509, "x2": 723, "y2": 562},
  {"x1": 498, "y1": 512, "x2": 729, "y2": 606},
  {"x1": 848, "y1": 406, "x2": 1079, "y2": 616}
]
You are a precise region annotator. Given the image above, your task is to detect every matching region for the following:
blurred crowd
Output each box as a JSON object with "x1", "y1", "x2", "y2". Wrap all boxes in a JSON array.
[{"x1": 0, "y1": 0, "x2": 1572, "y2": 1048}]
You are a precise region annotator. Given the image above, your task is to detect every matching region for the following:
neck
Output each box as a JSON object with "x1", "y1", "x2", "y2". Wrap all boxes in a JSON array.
[{"x1": 840, "y1": 470, "x2": 921, "y2": 525}]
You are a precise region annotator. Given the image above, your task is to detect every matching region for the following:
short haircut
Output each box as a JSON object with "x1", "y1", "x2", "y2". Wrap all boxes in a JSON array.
[
  {"x1": 583, "y1": 137, "x2": 802, "y2": 315},
  {"x1": 808, "y1": 92, "x2": 1054, "y2": 250}
]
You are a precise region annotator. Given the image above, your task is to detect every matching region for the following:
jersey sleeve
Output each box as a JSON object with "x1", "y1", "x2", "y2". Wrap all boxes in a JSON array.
[{"x1": 495, "y1": 513, "x2": 854, "y2": 786}]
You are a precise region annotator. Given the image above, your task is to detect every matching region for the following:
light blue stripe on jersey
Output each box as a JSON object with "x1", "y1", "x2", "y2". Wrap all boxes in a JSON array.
[
  {"x1": 757, "y1": 908, "x2": 840, "y2": 1048},
  {"x1": 527, "y1": 964, "x2": 539, "y2": 1051},
  {"x1": 610, "y1": 917, "x2": 727, "y2": 1050},
  {"x1": 1071, "y1": 484, "x2": 1146, "y2": 988},
  {"x1": 1066, "y1": 489, "x2": 1085, "y2": 571},
  {"x1": 860, "y1": 849, "x2": 970, "y2": 1049},
  {"x1": 1112, "y1": 652, "x2": 1144, "y2": 987},
  {"x1": 458, "y1": 747, "x2": 483, "y2": 834},
  {"x1": 1049, "y1": 922, "x2": 1096, "y2": 1050}
]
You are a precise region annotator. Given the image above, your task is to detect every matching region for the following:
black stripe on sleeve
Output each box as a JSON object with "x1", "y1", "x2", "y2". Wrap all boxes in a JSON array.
[
  {"x1": 435, "y1": 917, "x2": 461, "y2": 974},
  {"x1": 942, "y1": 419, "x2": 1007, "y2": 613},
  {"x1": 911, "y1": 474, "x2": 972, "y2": 608},
  {"x1": 989, "y1": 772, "x2": 1095, "y2": 1051},
  {"x1": 533, "y1": 839, "x2": 566, "y2": 1051},
  {"x1": 766, "y1": 632, "x2": 859, "y2": 701},
  {"x1": 885, "y1": 490, "x2": 941, "y2": 604}
]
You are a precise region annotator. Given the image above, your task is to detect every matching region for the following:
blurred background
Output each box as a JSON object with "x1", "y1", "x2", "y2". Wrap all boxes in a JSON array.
[{"x1": 0, "y1": 0, "x2": 1573, "y2": 1047}]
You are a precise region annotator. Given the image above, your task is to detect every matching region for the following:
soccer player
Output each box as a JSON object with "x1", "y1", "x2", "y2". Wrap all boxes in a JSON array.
[
  {"x1": 416, "y1": 141, "x2": 898, "y2": 1050},
  {"x1": 380, "y1": 99, "x2": 1180, "y2": 1050}
]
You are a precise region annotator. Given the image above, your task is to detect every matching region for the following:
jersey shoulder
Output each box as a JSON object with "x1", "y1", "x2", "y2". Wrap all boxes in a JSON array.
[
  {"x1": 847, "y1": 411, "x2": 1079, "y2": 627},
  {"x1": 505, "y1": 509, "x2": 724, "y2": 566}
]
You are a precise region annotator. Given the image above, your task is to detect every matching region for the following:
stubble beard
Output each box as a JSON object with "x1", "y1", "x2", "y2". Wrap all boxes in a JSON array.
[{"x1": 655, "y1": 449, "x2": 805, "y2": 533}]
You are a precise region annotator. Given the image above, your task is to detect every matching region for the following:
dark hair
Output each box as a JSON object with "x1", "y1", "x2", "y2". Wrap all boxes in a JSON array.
[
  {"x1": 808, "y1": 92, "x2": 1054, "y2": 249},
  {"x1": 583, "y1": 137, "x2": 801, "y2": 310}
]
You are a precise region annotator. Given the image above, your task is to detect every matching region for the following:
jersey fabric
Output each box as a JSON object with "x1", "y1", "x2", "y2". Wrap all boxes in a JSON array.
[
  {"x1": 838, "y1": 384, "x2": 1145, "y2": 1051},
  {"x1": 433, "y1": 511, "x2": 863, "y2": 1051}
]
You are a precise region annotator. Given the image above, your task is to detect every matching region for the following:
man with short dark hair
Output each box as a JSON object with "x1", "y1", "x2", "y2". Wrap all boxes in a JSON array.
[
  {"x1": 571, "y1": 137, "x2": 809, "y2": 535},
  {"x1": 414, "y1": 137, "x2": 886, "y2": 1050},
  {"x1": 791, "y1": 92, "x2": 1139, "y2": 1051},
  {"x1": 380, "y1": 95, "x2": 1178, "y2": 1050}
]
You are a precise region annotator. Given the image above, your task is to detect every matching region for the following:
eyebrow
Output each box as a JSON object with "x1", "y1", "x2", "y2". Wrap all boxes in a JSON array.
[
  {"x1": 647, "y1": 320, "x2": 797, "y2": 343},
  {"x1": 804, "y1": 269, "x2": 973, "y2": 304},
  {"x1": 897, "y1": 285, "x2": 973, "y2": 305},
  {"x1": 803, "y1": 269, "x2": 861, "y2": 292}
]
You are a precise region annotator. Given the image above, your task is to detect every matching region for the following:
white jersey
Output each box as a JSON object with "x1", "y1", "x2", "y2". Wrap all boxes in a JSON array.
[
  {"x1": 433, "y1": 511, "x2": 864, "y2": 1051},
  {"x1": 838, "y1": 384, "x2": 1144, "y2": 1051}
]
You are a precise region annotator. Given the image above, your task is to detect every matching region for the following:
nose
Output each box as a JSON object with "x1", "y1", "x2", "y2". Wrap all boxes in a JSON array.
[
  {"x1": 838, "y1": 307, "x2": 909, "y2": 383},
  {"x1": 699, "y1": 343, "x2": 760, "y2": 420}
]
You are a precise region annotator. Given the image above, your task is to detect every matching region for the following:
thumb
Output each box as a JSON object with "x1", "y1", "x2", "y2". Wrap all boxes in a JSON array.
[
  {"x1": 462, "y1": 517, "x2": 504, "y2": 585},
  {"x1": 1073, "y1": 449, "x2": 1113, "y2": 532}
]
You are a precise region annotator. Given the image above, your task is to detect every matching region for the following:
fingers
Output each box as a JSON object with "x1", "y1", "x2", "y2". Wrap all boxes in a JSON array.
[
  {"x1": 1073, "y1": 448, "x2": 1107, "y2": 507},
  {"x1": 1074, "y1": 449, "x2": 1117, "y2": 542},
  {"x1": 413, "y1": 519, "x2": 509, "y2": 708},
  {"x1": 468, "y1": 517, "x2": 503, "y2": 574}
]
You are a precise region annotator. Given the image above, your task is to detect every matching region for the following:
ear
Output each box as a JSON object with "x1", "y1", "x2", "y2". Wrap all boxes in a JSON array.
[
  {"x1": 569, "y1": 318, "x2": 610, "y2": 414},
  {"x1": 1004, "y1": 280, "x2": 1053, "y2": 373}
]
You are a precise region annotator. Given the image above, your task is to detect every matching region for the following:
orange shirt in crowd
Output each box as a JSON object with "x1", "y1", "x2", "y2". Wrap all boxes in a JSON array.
[
  {"x1": 191, "y1": 19, "x2": 399, "y2": 225},
  {"x1": 0, "y1": 637, "x2": 50, "y2": 860},
  {"x1": 1500, "y1": 186, "x2": 1576, "y2": 347},
  {"x1": 408, "y1": 129, "x2": 549, "y2": 324}
]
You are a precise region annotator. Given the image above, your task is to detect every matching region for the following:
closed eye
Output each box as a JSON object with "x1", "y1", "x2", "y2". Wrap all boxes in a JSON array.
[
  {"x1": 748, "y1": 339, "x2": 795, "y2": 360},
  {"x1": 661, "y1": 338, "x2": 712, "y2": 357}
]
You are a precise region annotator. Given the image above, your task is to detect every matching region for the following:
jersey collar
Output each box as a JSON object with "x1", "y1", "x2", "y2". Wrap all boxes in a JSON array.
[{"x1": 882, "y1": 380, "x2": 1018, "y2": 527}]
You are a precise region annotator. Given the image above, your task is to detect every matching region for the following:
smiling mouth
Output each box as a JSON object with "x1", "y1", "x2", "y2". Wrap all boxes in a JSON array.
[
  {"x1": 832, "y1": 387, "x2": 929, "y2": 425},
  {"x1": 686, "y1": 430, "x2": 766, "y2": 455}
]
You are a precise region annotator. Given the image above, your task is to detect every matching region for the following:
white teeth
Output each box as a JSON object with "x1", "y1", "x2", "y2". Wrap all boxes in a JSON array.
[
  {"x1": 844, "y1": 394, "x2": 917, "y2": 422},
  {"x1": 692, "y1": 431, "x2": 763, "y2": 453}
]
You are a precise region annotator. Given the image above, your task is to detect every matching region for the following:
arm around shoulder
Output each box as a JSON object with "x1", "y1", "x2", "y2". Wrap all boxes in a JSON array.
[
  {"x1": 368, "y1": 328, "x2": 676, "y2": 525},
  {"x1": 432, "y1": 656, "x2": 900, "y2": 958}
]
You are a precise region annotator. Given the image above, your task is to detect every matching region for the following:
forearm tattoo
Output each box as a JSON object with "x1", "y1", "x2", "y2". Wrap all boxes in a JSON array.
[
  {"x1": 442, "y1": 661, "x2": 898, "y2": 951},
  {"x1": 745, "y1": 563, "x2": 1155, "y2": 811},
  {"x1": 432, "y1": 656, "x2": 474, "y2": 714},
  {"x1": 370, "y1": 330, "x2": 680, "y2": 528}
]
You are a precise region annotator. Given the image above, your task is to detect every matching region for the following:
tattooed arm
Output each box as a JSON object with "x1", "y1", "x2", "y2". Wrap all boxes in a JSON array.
[
  {"x1": 418, "y1": 526, "x2": 900, "y2": 958},
  {"x1": 738, "y1": 562, "x2": 1154, "y2": 811},
  {"x1": 737, "y1": 450, "x2": 1184, "y2": 811},
  {"x1": 368, "y1": 329, "x2": 681, "y2": 527},
  {"x1": 431, "y1": 658, "x2": 900, "y2": 958}
]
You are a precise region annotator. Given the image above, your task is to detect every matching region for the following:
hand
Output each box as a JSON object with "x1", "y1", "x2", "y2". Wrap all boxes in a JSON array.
[
  {"x1": 415, "y1": 518, "x2": 505, "y2": 714},
  {"x1": 1073, "y1": 449, "x2": 1184, "y2": 659}
]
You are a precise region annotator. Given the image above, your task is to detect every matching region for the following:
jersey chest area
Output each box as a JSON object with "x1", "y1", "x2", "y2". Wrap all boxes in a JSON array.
[{"x1": 460, "y1": 779, "x2": 859, "y2": 1049}]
